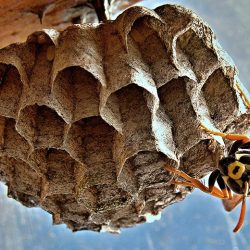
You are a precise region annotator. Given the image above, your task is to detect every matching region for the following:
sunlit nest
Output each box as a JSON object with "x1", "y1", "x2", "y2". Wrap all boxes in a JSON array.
[{"x1": 0, "y1": 4, "x2": 249, "y2": 233}]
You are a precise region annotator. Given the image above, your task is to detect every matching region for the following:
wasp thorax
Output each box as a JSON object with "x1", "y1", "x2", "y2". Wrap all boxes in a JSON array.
[
  {"x1": 219, "y1": 156, "x2": 247, "y2": 180},
  {"x1": 219, "y1": 157, "x2": 235, "y2": 175},
  {"x1": 228, "y1": 161, "x2": 245, "y2": 180}
]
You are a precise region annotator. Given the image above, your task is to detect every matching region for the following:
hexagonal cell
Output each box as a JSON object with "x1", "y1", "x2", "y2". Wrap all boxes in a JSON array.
[
  {"x1": 65, "y1": 116, "x2": 117, "y2": 187},
  {"x1": 7, "y1": 189, "x2": 40, "y2": 208},
  {"x1": 143, "y1": 184, "x2": 170, "y2": 204},
  {"x1": 27, "y1": 40, "x2": 55, "y2": 102},
  {"x1": 40, "y1": 195, "x2": 62, "y2": 215},
  {"x1": 176, "y1": 29, "x2": 218, "y2": 81},
  {"x1": 10, "y1": 157, "x2": 41, "y2": 198},
  {"x1": 66, "y1": 220, "x2": 102, "y2": 232},
  {"x1": 62, "y1": 199, "x2": 90, "y2": 215},
  {"x1": 75, "y1": 162, "x2": 116, "y2": 191},
  {"x1": 115, "y1": 84, "x2": 153, "y2": 141},
  {"x1": 77, "y1": 183, "x2": 131, "y2": 212},
  {"x1": 96, "y1": 184, "x2": 131, "y2": 212},
  {"x1": 41, "y1": 194, "x2": 80, "y2": 222},
  {"x1": 0, "y1": 156, "x2": 14, "y2": 183},
  {"x1": 43, "y1": 149, "x2": 77, "y2": 196},
  {"x1": 17, "y1": 104, "x2": 65, "y2": 148},
  {"x1": 140, "y1": 200, "x2": 163, "y2": 216},
  {"x1": 116, "y1": 160, "x2": 138, "y2": 195},
  {"x1": 90, "y1": 208, "x2": 120, "y2": 225},
  {"x1": 60, "y1": 201, "x2": 90, "y2": 225},
  {"x1": 110, "y1": 204, "x2": 146, "y2": 229},
  {"x1": 118, "y1": 151, "x2": 171, "y2": 194},
  {"x1": 102, "y1": 32, "x2": 156, "y2": 132},
  {"x1": 0, "y1": 63, "x2": 23, "y2": 118},
  {"x1": 108, "y1": 85, "x2": 156, "y2": 172},
  {"x1": 53, "y1": 66, "x2": 100, "y2": 123},
  {"x1": 27, "y1": 149, "x2": 48, "y2": 175},
  {"x1": 180, "y1": 139, "x2": 222, "y2": 177},
  {"x1": 0, "y1": 117, "x2": 30, "y2": 161},
  {"x1": 158, "y1": 77, "x2": 199, "y2": 155},
  {"x1": 76, "y1": 187, "x2": 97, "y2": 211},
  {"x1": 155, "y1": 5, "x2": 192, "y2": 35},
  {"x1": 202, "y1": 69, "x2": 238, "y2": 128},
  {"x1": 129, "y1": 18, "x2": 178, "y2": 87}
]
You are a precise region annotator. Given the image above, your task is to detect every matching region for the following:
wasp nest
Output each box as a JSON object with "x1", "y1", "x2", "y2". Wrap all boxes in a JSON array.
[{"x1": 0, "y1": 4, "x2": 249, "y2": 233}]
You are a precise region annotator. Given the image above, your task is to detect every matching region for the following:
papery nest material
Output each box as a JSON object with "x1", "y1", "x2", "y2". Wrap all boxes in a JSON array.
[{"x1": 0, "y1": 4, "x2": 249, "y2": 233}]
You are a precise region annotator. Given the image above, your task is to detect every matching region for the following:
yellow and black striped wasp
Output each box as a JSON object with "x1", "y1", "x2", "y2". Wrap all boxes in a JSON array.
[{"x1": 165, "y1": 81, "x2": 250, "y2": 233}]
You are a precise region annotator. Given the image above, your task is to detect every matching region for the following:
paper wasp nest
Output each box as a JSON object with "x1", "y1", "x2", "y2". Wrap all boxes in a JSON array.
[{"x1": 0, "y1": 4, "x2": 249, "y2": 233}]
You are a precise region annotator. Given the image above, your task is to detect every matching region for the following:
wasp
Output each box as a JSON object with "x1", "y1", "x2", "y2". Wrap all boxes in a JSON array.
[{"x1": 165, "y1": 81, "x2": 250, "y2": 233}]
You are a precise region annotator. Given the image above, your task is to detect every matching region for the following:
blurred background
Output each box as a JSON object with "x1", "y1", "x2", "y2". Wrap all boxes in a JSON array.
[{"x1": 1, "y1": 0, "x2": 250, "y2": 249}]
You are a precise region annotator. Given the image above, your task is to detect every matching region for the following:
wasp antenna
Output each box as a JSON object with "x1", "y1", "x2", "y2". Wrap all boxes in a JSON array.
[
  {"x1": 199, "y1": 123, "x2": 250, "y2": 143},
  {"x1": 234, "y1": 81, "x2": 250, "y2": 110}
]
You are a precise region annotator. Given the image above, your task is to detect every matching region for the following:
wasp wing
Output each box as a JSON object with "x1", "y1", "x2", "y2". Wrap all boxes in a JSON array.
[{"x1": 222, "y1": 194, "x2": 243, "y2": 212}]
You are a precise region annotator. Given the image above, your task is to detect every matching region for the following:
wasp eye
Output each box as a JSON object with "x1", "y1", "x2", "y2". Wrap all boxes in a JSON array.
[{"x1": 228, "y1": 161, "x2": 245, "y2": 180}]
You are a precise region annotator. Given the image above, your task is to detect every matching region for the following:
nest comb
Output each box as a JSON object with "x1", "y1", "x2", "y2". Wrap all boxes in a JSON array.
[{"x1": 0, "y1": 4, "x2": 249, "y2": 233}]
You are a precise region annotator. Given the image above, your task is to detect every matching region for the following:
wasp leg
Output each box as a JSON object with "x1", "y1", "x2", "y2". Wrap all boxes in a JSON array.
[
  {"x1": 217, "y1": 174, "x2": 229, "y2": 199},
  {"x1": 222, "y1": 194, "x2": 242, "y2": 212},
  {"x1": 207, "y1": 170, "x2": 230, "y2": 198},
  {"x1": 200, "y1": 123, "x2": 250, "y2": 144},
  {"x1": 165, "y1": 165, "x2": 226, "y2": 199},
  {"x1": 171, "y1": 180, "x2": 226, "y2": 198},
  {"x1": 234, "y1": 81, "x2": 250, "y2": 110},
  {"x1": 227, "y1": 185, "x2": 233, "y2": 200},
  {"x1": 208, "y1": 169, "x2": 220, "y2": 192},
  {"x1": 170, "y1": 180, "x2": 196, "y2": 188},
  {"x1": 207, "y1": 169, "x2": 229, "y2": 198},
  {"x1": 233, "y1": 181, "x2": 249, "y2": 233}
]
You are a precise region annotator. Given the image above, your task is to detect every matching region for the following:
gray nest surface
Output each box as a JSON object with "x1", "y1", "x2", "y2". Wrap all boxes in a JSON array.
[{"x1": 0, "y1": 4, "x2": 249, "y2": 233}]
